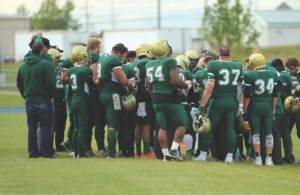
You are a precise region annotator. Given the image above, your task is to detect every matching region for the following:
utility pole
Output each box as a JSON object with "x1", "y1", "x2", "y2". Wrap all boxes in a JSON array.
[
  {"x1": 157, "y1": 0, "x2": 161, "y2": 29},
  {"x1": 85, "y1": 0, "x2": 89, "y2": 32},
  {"x1": 111, "y1": 0, "x2": 114, "y2": 30}
]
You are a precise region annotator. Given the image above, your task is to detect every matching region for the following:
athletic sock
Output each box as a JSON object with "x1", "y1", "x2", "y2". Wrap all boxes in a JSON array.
[
  {"x1": 136, "y1": 143, "x2": 141, "y2": 155},
  {"x1": 107, "y1": 130, "x2": 117, "y2": 155},
  {"x1": 171, "y1": 141, "x2": 180, "y2": 150},
  {"x1": 162, "y1": 148, "x2": 169, "y2": 156},
  {"x1": 143, "y1": 142, "x2": 150, "y2": 154}
]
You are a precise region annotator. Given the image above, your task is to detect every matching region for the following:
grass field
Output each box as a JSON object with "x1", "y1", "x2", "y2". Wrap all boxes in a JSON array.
[
  {"x1": 1, "y1": 95, "x2": 300, "y2": 194},
  {"x1": 1, "y1": 46, "x2": 300, "y2": 194}
]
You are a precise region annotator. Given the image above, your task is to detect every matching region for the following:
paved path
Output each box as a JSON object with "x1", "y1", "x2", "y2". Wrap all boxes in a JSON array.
[{"x1": 0, "y1": 107, "x2": 25, "y2": 113}]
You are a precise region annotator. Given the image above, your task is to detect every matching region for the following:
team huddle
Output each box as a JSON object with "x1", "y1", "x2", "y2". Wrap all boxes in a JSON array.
[{"x1": 16, "y1": 33, "x2": 300, "y2": 166}]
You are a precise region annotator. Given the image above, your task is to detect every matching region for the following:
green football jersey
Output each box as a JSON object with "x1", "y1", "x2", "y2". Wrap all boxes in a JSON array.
[
  {"x1": 145, "y1": 57, "x2": 177, "y2": 95},
  {"x1": 122, "y1": 63, "x2": 135, "y2": 79},
  {"x1": 132, "y1": 58, "x2": 151, "y2": 101},
  {"x1": 244, "y1": 70, "x2": 278, "y2": 101},
  {"x1": 207, "y1": 60, "x2": 243, "y2": 98},
  {"x1": 280, "y1": 70, "x2": 292, "y2": 96},
  {"x1": 67, "y1": 66, "x2": 92, "y2": 99},
  {"x1": 179, "y1": 69, "x2": 193, "y2": 102},
  {"x1": 90, "y1": 52, "x2": 100, "y2": 64},
  {"x1": 290, "y1": 72, "x2": 300, "y2": 96},
  {"x1": 97, "y1": 54, "x2": 123, "y2": 94},
  {"x1": 194, "y1": 68, "x2": 208, "y2": 94}
]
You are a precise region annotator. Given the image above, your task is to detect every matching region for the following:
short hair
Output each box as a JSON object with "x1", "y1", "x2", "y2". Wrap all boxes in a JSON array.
[
  {"x1": 32, "y1": 43, "x2": 44, "y2": 54},
  {"x1": 285, "y1": 56, "x2": 300, "y2": 67},
  {"x1": 29, "y1": 37, "x2": 50, "y2": 49},
  {"x1": 126, "y1": 50, "x2": 136, "y2": 59},
  {"x1": 87, "y1": 38, "x2": 101, "y2": 51},
  {"x1": 112, "y1": 43, "x2": 128, "y2": 54},
  {"x1": 219, "y1": 44, "x2": 230, "y2": 57}
]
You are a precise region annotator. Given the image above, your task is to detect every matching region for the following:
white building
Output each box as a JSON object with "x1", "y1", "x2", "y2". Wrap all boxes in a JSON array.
[
  {"x1": 102, "y1": 28, "x2": 208, "y2": 55},
  {"x1": 0, "y1": 14, "x2": 30, "y2": 64},
  {"x1": 253, "y1": 9, "x2": 300, "y2": 47},
  {"x1": 15, "y1": 30, "x2": 89, "y2": 62}
]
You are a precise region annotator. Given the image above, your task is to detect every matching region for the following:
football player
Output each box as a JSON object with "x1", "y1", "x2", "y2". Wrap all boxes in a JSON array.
[
  {"x1": 146, "y1": 39, "x2": 190, "y2": 161},
  {"x1": 118, "y1": 51, "x2": 137, "y2": 157},
  {"x1": 283, "y1": 56, "x2": 300, "y2": 163},
  {"x1": 67, "y1": 45, "x2": 96, "y2": 158},
  {"x1": 85, "y1": 38, "x2": 107, "y2": 157},
  {"x1": 175, "y1": 55, "x2": 195, "y2": 160},
  {"x1": 242, "y1": 52, "x2": 278, "y2": 166},
  {"x1": 48, "y1": 48, "x2": 67, "y2": 152},
  {"x1": 198, "y1": 45, "x2": 243, "y2": 163},
  {"x1": 97, "y1": 43, "x2": 134, "y2": 158},
  {"x1": 132, "y1": 44, "x2": 156, "y2": 158}
]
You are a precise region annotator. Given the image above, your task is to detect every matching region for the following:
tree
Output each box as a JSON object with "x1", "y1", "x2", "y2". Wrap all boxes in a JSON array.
[
  {"x1": 31, "y1": 0, "x2": 80, "y2": 30},
  {"x1": 16, "y1": 4, "x2": 30, "y2": 16},
  {"x1": 202, "y1": 0, "x2": 260, "y2": 53}
]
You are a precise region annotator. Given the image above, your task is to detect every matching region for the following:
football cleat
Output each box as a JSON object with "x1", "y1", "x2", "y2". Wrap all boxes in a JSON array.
[
  {"x1": 168, "y1": 149, "x2": 183, "y2": 161},
  {"x1": 254, "y1": 156, "x2": 262, "y2": 165},
  {"x1": 224, "y1": 156, "x2": 233, "y2": 164},
  {"x1": 265, "y1": 156, "x2": 274, "y2": 166}
]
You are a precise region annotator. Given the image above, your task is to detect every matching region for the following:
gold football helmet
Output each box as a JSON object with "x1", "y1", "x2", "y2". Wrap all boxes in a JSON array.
[
  {"x1": 284, "y1": 96, "x2": 300, "y2": 113},
  {"x1": 70, "y1": 45, "x2": 90, "y2": 63},
  {"x1": 151, "y1": 39, "x2": 169, "y2": 58},
  {"x1": 48, "y1": 48, "x2": 60, "y2": 64},
  {"x1": 249, "y1": 53, "x2": 266, "y2": 70},
  {"x1": 191, "y1": 107, "x2": 211, "y2": 135},
  {"x1": 175, "y1": 55, "x2": 190, "y2": 70},
  {"x1": 185, "y1": 50, "x2": 200, "y2": 60},
  {"x1": 135, "y1": 43, "x2": 153, "y2": 58},
  {"x1": 239, "y1": 116, "x2": 251, "y2": 133},
  {"x1": 122, "y1": 94, "x2": 137, "y2": 112}
]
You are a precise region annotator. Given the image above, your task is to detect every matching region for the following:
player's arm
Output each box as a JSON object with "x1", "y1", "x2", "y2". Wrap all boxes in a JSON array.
[
  {"x1": 200, "y1": 78, "x2": 215, "y2": 109},
  {"x1": 272, "y1": 81, "x2": 279, "y2": 113},
  {"x1": 145, "y1": 75, "x2": 153, "y2": 97},
  {"x1": 113, "y1": 67, "x2": 134, "y2": 91},
  {"x1": 169, "y1": 68, "x2": 188, "y2": 89}
]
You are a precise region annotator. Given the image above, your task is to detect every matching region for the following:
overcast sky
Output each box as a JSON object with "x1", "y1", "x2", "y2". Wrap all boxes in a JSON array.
[{"x1": 1, "y1": 0, "x2": 300, "y2": 33}]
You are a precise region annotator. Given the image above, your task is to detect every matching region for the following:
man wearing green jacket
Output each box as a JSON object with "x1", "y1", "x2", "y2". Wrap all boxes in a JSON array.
[{"x1": 17, "y1": 40, "x2": 56, "y2": 158}]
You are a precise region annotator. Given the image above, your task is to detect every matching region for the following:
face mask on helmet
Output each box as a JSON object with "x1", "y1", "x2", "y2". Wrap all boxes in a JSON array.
[
  {"x1": 284, "y1": 96, "x2": 300, "y2": 113},
  {"x1": 122, "y1": 93, "x2": 137, "y2": 112},
  {"x1": 190, "y1": 107, "x2": 211, "y2": 134}
]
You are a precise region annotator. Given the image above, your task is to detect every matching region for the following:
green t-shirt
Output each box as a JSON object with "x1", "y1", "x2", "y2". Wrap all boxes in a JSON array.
[
  {"x1": 67, "y1": 65, "x2": 92, "y2": 99},
  {"x1": 207, "y1": 60, "x2": 243, "y2": 98},
  {"x1": 145, "y1": 57, "x2": 177, "y2": 95}
]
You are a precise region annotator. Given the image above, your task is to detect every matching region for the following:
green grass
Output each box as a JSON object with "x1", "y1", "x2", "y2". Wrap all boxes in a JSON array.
[
  {"x1": 0, "y1": 94, "x2": 24, "y2": 107},
  {"x1": 1, "y1": 96, "x2": 300, "y2": 194},
  {"x1": 1, "y1": 46, "x2": 300, "y2": 194}
]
